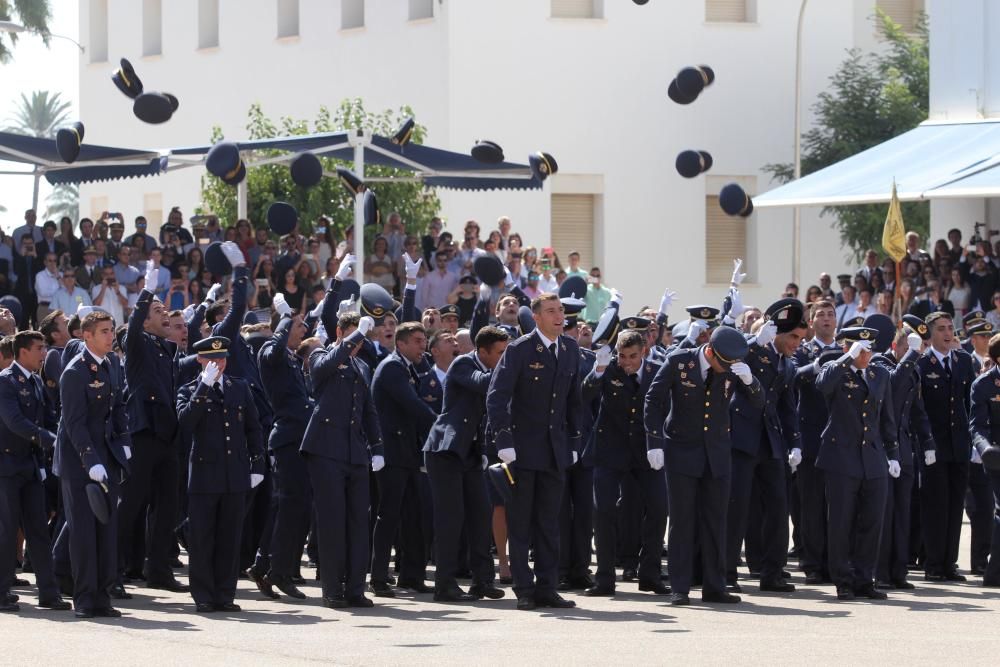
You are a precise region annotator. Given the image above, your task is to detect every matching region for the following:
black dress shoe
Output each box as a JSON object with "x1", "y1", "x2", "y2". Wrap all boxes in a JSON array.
[
  {"x1": 38, "y1": 596, "x2": 71, "y2": 610},
  {"x1": 535, "y1": 593, "x2": 576, "y2": 608},
  {"x1": 516, "y1": 596, "x2": 537, "y2": 611},
  {"x1": 249, "y1": 566, "x2": 279, "y2": 599},
  {"x1": 148, "y1": 579, "x2": 190, "y2": 593},
  {"x1": 108, "y1": 584, "x2": 132, "y2": 600},
  {"x1": 74, "y1": 608, "x2": 94, "y2": 618},
  {"x1": 175, "y1": 526, "x2": 189, "y2": 551},
  {"x1": 892, "y1": 579, "x2": 915, "y2": 590},
  {"x1": 836, "y1": 586, "x2": 855, "y2": 601},
  {"x1": 781, "y1": 569, "x2": 792, "y2": 579},
  {"x1": 170, "y1": 558, "x2": 184, "y2": 569},
  {"x1": 621, "y1": 568, "x2": 638, "y2": 582},
  {"x1": 369, "y1": 581, "x2": 396, "y2": 598},
  {"x1": 759, "y1": 579, "x2": 796, "y2": 593},
  {"x1": 923, "y1": 573, "x2": 945, "y2": 582},
  {"x1": 93, "y1": 606, "x2": 122, "y2": 617},
  {"x1": 323, "y1": 595, "x2": 348, "y2": 608},
  {"x1": 498, "y1": 575, "x2": 513, "y2": 585},
  {"x1": 583, "y1": 584, "x2": 615, "y2": 597},
  {"x1": 347, "y1": 594, "x2": 374, "y2": 608},
  {"x1": 290, "y1": 574, "x2": 306, "y2": 585},
  {"x1": 195, "y1": 602, "x2": 215, "y2": 613},
  {"x1": 0, "y1": 600, "x2": 18, "y2": 612},
  {"x1": 58, "y1": 575, "x2": 74, "y2": 597},
  {"x1": 875, "y1": 580, "x2": 893, "y2": 590},
  {"x1": 216, "y1": 602, "x2": 242, "y2": 612},
  {"x1": 855, "y1": 585, "x2": 887, "y2": 600},
  {"x1": 397, "y1": 579, "x2": 432, "y2": 594},
  {"x1": 804, "y1": 573, "x2": 825, "y2": 585},
  {"x1": 638, "y1": 580, "x2": 672, "y2": 595},
  {"x1": 568, "y1": 575, "x2": 594, "y2": 590},
  {"x1": 726, "y1": 581, "x2": 742, "y2": 593},
  {"x1": 454, "y1": 568, "x2": 473, "y2": 579},
  {"x1": 556, "y1": 577, "x2": 573, "y2": 591},
  {"x1": 4, "y1": 592, "x2": 18, "y2": 603},
  {"x1": 702, "y1": 591, "x2": 741, "y2": 604},
  {"x1": 433, "y1": 586, "x2": 475, "y2": 602},
  {"x1": 982, "y1": 578, "x2": 1000, "y2": 588},
  {"x1": 469, "y1": 583, "x2": 505, "y2": 600},
  {"x1": 12, "y1": 577, "x2": 28, "y2": 586},
  {"x1": 265, "y1": 575, "x2": 306, "y2": 599},
  {"x1": 669, "y1": 593, "x2": 690, "y2": 606},
  {"x1": 944, "y1": 570, "x2": 967, "y2": 582},
  {"x1": 122, "y1": 570, "x2": 145, "y2": 582}
]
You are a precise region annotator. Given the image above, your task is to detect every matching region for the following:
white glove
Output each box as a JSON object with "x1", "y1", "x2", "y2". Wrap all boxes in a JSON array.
[
  {"x1": 88, "y1": 464, "x2": 108, "y2": 484},
  {"x1": 658, "y1": 288, "x2": 678, "y2": 316},
  {"x1": 310, "y1": 296, "x2": 325, "y2": 319},
  {"x1": 610, "y1": 289, "x2": 623, "y2": 306},
  {"x1": 972, "y1": 448, "x2": 983, "y2": 464},
  {"x1": 39, "y1": 468, "x2": 47, "y2": 482},
  {"x1": 686, "y1": 319, "x2": 708, "y2": 344},
  {"x1": 337, "y1": 294, "x2": 357, "y2": 317},
  {"x1": 594, "y1": 345, "x2": 613, "y2": 371},
  {"x1": 335, "y1": 254, "x2": 355, "y2": 281},
  {"x1": 358, "y1": 315, "x2": 375, "y2": 336},
  {"x1": 76, "y1": 304, "x2": 97, "y2": 317},
  {"x1": 755, "y1": 321, "x2": 777, "y2": 348},
  {"x1": 482, "y1": 455, "x2": 489, "y2": 471},
  {"x1": 143, "y1": 262, "x2": 159, "y2": 292},
  {"x1": 123, "y1": 445, "x2": 132, "y2": 460},
  {"x1": 498, "y1": 448, "x2": 516, "y2": 464},
  {"x1": 479, "y1": 283, "x2": 492, "y2": 301},
  {"x1": 888, "y1": 460, "x2": 901, "y2": 478},
  {"x1": 200, "y1": 360, "x2": 222, "y2": 386},
  {"x1": 273, "y1": 292, "x2": 292, "y2": 317},
  {"x1": 220, "y1": 241, "x2": 246, "y2": 268},
  {"x1": 907, "y1": 333, "x2": 922, "y2": 352},
  {"x1": 572, "y1": 451, "x2": 579, "y2": 465},
  {"x1": 250, "y1": 473, "x2": 264, "y2": 488},
  {"x1": 730, "y1": 258, "x2": 747, "y2": 286},
  {"x1": 315, "y1": 322, "x2": 328, "y2": 345},
  {"x1": 728, "y1": 287, "x2": 745, "y2": 318},
  {"x1": 205, "y1": 282, "x2": 223, "y2": 304},
  {"x1": 503, "y1": 265, "x2": 516, "y2": 288},
  {"x1": 371, "y1": 455, "x2": 385, "y2": 472},
  {"x1": 924, "y1": 450, "x2": 936, "y2": 466},
  {"x1": 647, "y1": 448, "x2": 664, "y2": 471},
  {"x1": 730, "y1": 361, "x2": 753, "y2": 385},
  {"x1": 404, "y1": 254, "x2": 422, "y2": 280},
  {"x1": 788, "y1": 447, "x2": 802, "y2": 473},
  {"x1": 848, "y1": 340, "x2": 872, "y2": 359}
]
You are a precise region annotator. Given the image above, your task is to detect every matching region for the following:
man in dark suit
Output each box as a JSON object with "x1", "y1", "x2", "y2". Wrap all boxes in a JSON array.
[
  {"x1": 55, "y1": 310, "x2": 131, "y2": 618},
  {"x1": 583, "y1": 327, "x2": 669, "y2": 597},
  {"x1": 423, "y1": 326, "x2": 510, "y2": 601},
  {"x1": 176, "y1": 336, "x2": 264, "y2": 613},
  {"x1": 12, "y1": 236, "x2": 39, "y2": 329},
  {"x1": 645, "y1": 326, "x2": 761, "y2": 605},
  {"x1": 370, "y1": 322, "x2": 437, "y2": 596},
  {"x1": 118, "y1": 261, "x2": 186, "y2": 593},
  {"x1": 0, "y1": 331, "x2": 71, "y2": 612},
  {"x1": 916, "y1": 311, "x2": 977, "y2": 581},
  {"x1": 486, "y1": 292, "x2": 584, "y2": 610},
  {"x1": 302, "y1": 312, "x2": 382, "y2": 608},
  {"x1": 727, "y1": 299, "x2": 805, "y2": 593},
  {"x1": 815, "y1": 326, "x2": 899, "y2": 600},
  {"x1": 75, "y1": 247, "x2": 101, "y2": 292}
]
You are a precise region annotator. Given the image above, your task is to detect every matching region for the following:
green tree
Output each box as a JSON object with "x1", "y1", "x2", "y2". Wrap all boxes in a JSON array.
[
  {"x1": 0, "y1": 0, "x2": 52, "y2": 63},
  {"x1": 5, "y1": 89, "x2": 72, "y2": 213},
  {"x1": 45, "y1": 183, "x2": 78, "y2": 221},
  {"x1": 199, "y1": 99, "x2": 441, "y2": 253},
  {"x1": 764, "y1": 9, "x2": 929, "y2": 262}
]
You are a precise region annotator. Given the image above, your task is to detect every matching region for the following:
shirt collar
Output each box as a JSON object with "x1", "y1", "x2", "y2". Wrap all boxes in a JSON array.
[
  {"x1": 931, "y1": 347, "x2": 951, "y2": 365},
  {"x1": 85, "y1": 347, "x2": 106, "y2": 366},
  {"x1": 11, "y1": 361, "x2": 32, "y2": 380},
  {"x1": 535, "y1": 329, "x2": 557, "y2": 350},
  {"x1": 698, "y1": 347, "x2": 712, "y2": 378}
]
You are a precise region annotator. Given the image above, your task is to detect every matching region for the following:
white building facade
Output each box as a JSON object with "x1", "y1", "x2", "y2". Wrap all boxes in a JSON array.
[{"x1": 77, "y1": 0, "x2": 915, "y2": 308}]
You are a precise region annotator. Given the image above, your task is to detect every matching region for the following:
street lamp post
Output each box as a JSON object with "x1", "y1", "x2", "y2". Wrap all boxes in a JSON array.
[
  {"x1": 792, "y1": 0, "x2": 808, "y2": 287},
  {"x1": 0, "y1": 20, "x2": 85, "y2": 52}
]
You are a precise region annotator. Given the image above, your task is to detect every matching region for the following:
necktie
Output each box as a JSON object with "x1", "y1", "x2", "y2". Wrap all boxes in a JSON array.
[
  {"x1": 942, "y1": 355, "x2": 951, "y2": 376},
  {"x1": 856, "y1": 369, "x2": 867, "y2": 388},
  {"x1": 213, "y1": 383, "x2": 223, "y2": 400},
  {"x1": 32, "y1": 375, "x2": 43, "y2": 403},
  {"x1": 629, "y1": 373, "x2": 640, "y2": 392},
  {"x1": 548, "y1": 343, "x2": 557, "y2": 361},
  {"x1": 705, "y1": 367, "x2": 714, "y2": 386}
]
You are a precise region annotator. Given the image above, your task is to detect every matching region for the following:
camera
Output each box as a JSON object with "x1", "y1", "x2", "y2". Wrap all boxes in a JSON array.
[{"x1": 971, "y1": 222, "x2": 999, "y2": 245}]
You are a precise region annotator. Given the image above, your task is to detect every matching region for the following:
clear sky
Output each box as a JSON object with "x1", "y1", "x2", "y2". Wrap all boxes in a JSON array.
[{"x1": 0, "y1": 0, "x2": 80, "y2": 233}]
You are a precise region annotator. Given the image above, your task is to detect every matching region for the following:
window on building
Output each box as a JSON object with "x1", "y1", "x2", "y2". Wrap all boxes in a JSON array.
[
  {"x1": 198, "y1": 0, "x2": 219, "y2": 49},
  {"x1": 142, "y1": 0, "x2": 162, "y2": 56},
  {"x1": 143, "y1": 194, "x2": 164, "y2": 230},
  {"x1": 409, "y1": 0, "x2": 434, "y2": 21},
  {"x1": 277, "y1": 0, "x2": 300, "y2": 38},
  {"x1": 551, "y1": 0, "x2": 603, "y2": 20},
  {"x1": 342, "y1": 0, "x2": 365, "y2": 29},
  {"x1": 705, "y1": 0, "x2": 754, "y2": 23},
  {"x1": 88, "y1": 0, "x2": 108, "y2": 63},
  {"x1": 705, "y1": 194, "x2": 749, "y2": 283},
  {"x1": 551, "y1": 194, "x2": 596, "y2": 272},
  {"x1": 90, "y1": 196, "x2": 109, "y2": 221},
  {"x1": 876, "y1": 0, "x2": 924, "y2": 33}
]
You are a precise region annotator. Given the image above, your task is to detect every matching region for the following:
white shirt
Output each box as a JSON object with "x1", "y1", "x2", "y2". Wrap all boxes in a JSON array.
[
  {"x1": 86, "y1": 348, "x2": 107, "y2": 365},
  {"x1": 92, "y1": 282, "x2": 128, "y2": 326},
  {"x1": 434, "y1": 366, "x2": 448, "y2": 385},
  {"x1": 535, "y1": 329, "x2": 558, "y2": 359},
  {"x1": 930, "y1": 346, "x2": 952, "y2": 367},
  {"x1": 11, "y1": 361, "x2": 33, "y2": 381},
  {"x1": 538, "y1": 273, "x2": 559, "y2": 294},
  {"x1": 698, "y1": 347, "x2": 712, "y2": 382},
  {"x1": 34, "y1": 269, "x2": 61, "y2": 301},
  {"x1": 50, "y1": 286, "x2": 93, "y2": 314}
]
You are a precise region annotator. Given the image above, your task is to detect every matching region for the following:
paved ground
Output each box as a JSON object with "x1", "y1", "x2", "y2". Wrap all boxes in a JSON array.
[{"x1": 3, "y1": 522, "x2": 1000, "y2": 665}]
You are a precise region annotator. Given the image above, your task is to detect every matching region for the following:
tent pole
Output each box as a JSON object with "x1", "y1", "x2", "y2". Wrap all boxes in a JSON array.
[
  {"x1": 237, "y1": 160, "x2": 248, "y2": 220},
  {"x1": 791, "y1": 0, "x2": 808, "y2": 286},
  {"x1": 353, "y1": 141, "x2": 365, "y2": 274},
  {"x1": 32, "y1": 167, "x2": 40, "y2": 212}
]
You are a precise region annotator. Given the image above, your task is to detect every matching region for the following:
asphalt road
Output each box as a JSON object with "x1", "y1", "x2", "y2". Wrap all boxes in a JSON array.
[{"x1": 2, "y1": 522, "x2": 1000, "y2": 665}]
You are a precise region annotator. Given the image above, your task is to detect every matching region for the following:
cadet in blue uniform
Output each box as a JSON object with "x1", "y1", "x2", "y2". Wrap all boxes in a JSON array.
[
  {"x1": 917, "y1": 311, "x2": 977, "y2": 581},
  {"x1": 584, "y1": 327, "x2": 669, "y2": 597},
  {"x1": 0, "y1": 331, "x2": 71, "y2": 612},
  {"x1": 969, "y1": 332, "x2": 1000, "y2": 586},
  {"x1": 176, "y1": 336, "x2": 264, "y2": 613},
  {"x1": 964, "y1": 320, "x2": 994, "y2": 576},
  {"x1": 645, "y1": 326, "x2": 760, "y2": 605},
  {"x1": 55, "y1": 310, "x2": 131, "y2": 618},
  {"x1": 727, "y1": 299, "x2": 805, "y2": 593},
  {"x1": 815, "y1": 326, "x2": 899, "y2": 600},
  {"x1": 487, "y1": 293, "x2": 583, "y2": 610},
  {"x1": 423, "y1": 326, "x2": 510, "y2": 601},
  {"x1": 302, "y1": 312, "x2": 383, "y2": 608}
]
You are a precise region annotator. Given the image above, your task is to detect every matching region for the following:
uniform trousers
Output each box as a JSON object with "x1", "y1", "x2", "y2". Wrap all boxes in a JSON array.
[
  {"x1": 371, "y1": 465, "x2": 426, "y2": 585},
  {"x1": 187, "y1": 492, "x2": 245, "y2": 606},
  {"x1": 878, "y1": 468, "x2": 914, "y2": 583},
  {"x1": 508, "y1": 467, "x2": 564, "y2": 599},
  {"x1": 62, "y1": 475, "x2": 120, "y2": 611},
  {"x1": 967, "y1": 462, "x2": 992, "y2": 571},
  {"x1": 268, "y1": 443, "x2": 312, "y2": 579},
  {"x1": 667, "y1": 468, "x2": 729, "y2": 597},
  {"x1": 796, "y1": 458, "x2": 828, "y2": 577},
  {"x1": 307, "y1": 456, "x2": 370, "y2": 598},
  {"x1": 0, "y1": 471, "x2": 59, "y2": 599},
  {"x1": 593, "y1": 466, "x2": 666, "y2": 587},
  {"x1": 559, "y1": 462, "x2": 594, "y2": 580},
  {"x1": 726, "y1": 446, "x2": 789, "y2": 583},
  {"x1": 825, "y1": 471, "x2": 887, "y2": 589},
  {"x1": 616, "y1": 474, "x2": 642, "y2": 569},
  {"x1": 920, "y1": 460, "x2": 969, "y2": 576}
]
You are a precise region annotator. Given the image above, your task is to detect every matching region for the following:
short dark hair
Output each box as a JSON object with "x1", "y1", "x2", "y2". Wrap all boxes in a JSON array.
[
  {"x1": 206, "y1": 301, "x2": 228, "y2": 327},
  {"x1": 395, "y1": 322, "x2": 426, "y2": 345},
  {"x1": 81, "y1": 310, "x2": 114, "y2": 334},
  {"x1": 428, "y1": 331, "x2": 454, "y2": 351},
  {"x1": 616, "y1": 330, "x2": 645, "y2": 351},
  {"x1": 989, "y1": 333, "x2": 1000, "y2": 362},
  {"x1": 0, "y1": 335, "x2": 13, "y2": 359},
  {"x1": 12, "y1": 330, "x2": 44, "y2": 357},
  {"x1": 530, "y1": 293, "x2": 560, "y2": 314},
  {"x1": 925, "y1": 311, "x2": 952, "y2": 327},
  {"x1": 475, "y1": 325, "x2": 510, "y2": 351},
  {"x1": 568, "y1": 251, "x2": 580, "y2": 259},
  {"x1": 38, "y1": 309, "x2": 65, "y2": 345},
  {"x1": 337, "y1": 312, "x2": 360, "y2": 333},
  {"x1": 67, "y1": 314, "x2": 82, "y2": 337}
]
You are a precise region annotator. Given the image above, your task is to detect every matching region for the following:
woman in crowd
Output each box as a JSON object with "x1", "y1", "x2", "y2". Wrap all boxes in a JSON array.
[
  {"x1": 59, "y1": 217, "x2": 83, "y2": 266},
  {"x1": 947, "y1": 266, "x2": 972, "y2": 318},
  {"x1": 277, "y1": 267, "x2": 305, "y2": 315},
  {"x1": 187, "y1": 247, "x2": 205, "y2": 282},
  {"x1": 364, "y1": 235, "x2": 396, "y2": 292}
]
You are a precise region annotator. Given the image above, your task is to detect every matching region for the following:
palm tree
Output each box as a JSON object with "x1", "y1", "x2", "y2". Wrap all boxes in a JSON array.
[
  {"x1": 0, "y1": 0, "x2": 53, "y2": 63},
  {"x1": 45, "y1": 183, "x2": 78, "y2": 222},
  {"x1": 5, "y1": 89, "x2": 72, "y2": 212}
]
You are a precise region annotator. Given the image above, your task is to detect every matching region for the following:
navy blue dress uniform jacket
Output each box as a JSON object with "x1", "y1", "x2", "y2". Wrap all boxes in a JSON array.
[
  {"x1": 414, "y1": 355, "x2": 444, "y2": 415},
  {"x1": 301, "y1": 330, "x2": 383, "y2": 465},
  {"x1": 870, "y1": 350, "x2": 935, "y2": 470},
  {"x1": 730, "y1": 340, "x2": 802, "y2": 459},
  {"x1": 41, "y1": 346, "x2": 63, "y2": 409},
  {"x1": 645, "y1": 346, "x2": 764, "y2": 478},
  {"x1": 583, "y1": 359, "x2": 660, "y2": 471},
  {"x1": 815, "y1": 354, "x2": 898, "y2": 480},
  {"x1": 576, "y1": 347, "x2": 599, "y2": 466},
  {"x1": 486, "y1": 331, "x2": 585, "y2": 471},
  {"x1": 258, "y1": 315, "x2": 315, "y2": 450},
  {"x1": 970, "y1": 365, "x2": 1000, "y2": 454},
  {"x1": 0, "y1": 366, "x2": 55, "y2": 479},
  {"x1": 124, "y1": 288, "x2": 178, "y2": 439},
  {"x1": 54, "y1": 349, "x2": 131, "y2": 480},
  {"x1": 176, "y1": 375, "x2": 265, "y2": 495},
  {"x1": 424, "y1": 351, "x2": 492, "y2": 459},
  {"x1": 916, "y1": 349, "x2": 975, "y2": 463},
  {"x1": 372, "y1": 351, "x2": 438, "y2": 469},
  {"x1": 794, "y1": 340, "x2": 840, "y2": 462}
]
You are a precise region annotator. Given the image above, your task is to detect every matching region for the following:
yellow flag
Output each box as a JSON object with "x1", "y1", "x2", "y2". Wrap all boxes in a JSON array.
[{"x1": 882, "y1": 181, "x2": 906, "y2": 262}]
